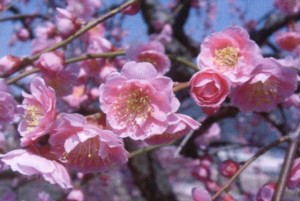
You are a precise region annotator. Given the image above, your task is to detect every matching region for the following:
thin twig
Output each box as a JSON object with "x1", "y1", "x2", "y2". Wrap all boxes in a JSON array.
[
  {"x1": 173, "y1": 81, "x2": 189, "y2": 93},
  {"x1": 129, "y1": 142, "x2": 173, "y2": 159},
  {"x1": 168, "y1": 54, "x2": 198, "y2": 71},
  {"x1": 0, "y1": 13, "x2": 48, "y2": 22},
  {"x1": 7, "y1": 68, "x2": 39, "y2": 85},
  {"x1": 8, "y1": 0, "x2": 137, "y2": 71},
  {"x1": 6, "y1": 50, "x2": 125, "y2": 84},
  {"x1": 212, "y1": 135, "x2": 290, "y2": 201},
  {"x1": 273, "y1": 125, "x2": 300, "y2": 201}
]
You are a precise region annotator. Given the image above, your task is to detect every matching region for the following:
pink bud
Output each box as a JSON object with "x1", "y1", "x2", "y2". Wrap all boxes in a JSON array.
[
  {"x1": 67, "y1": 189, "x2": 84, "y2": 201},
  {"x1": 16, "y1": 27, "x2": 30, "y2": 41},
  {"x1": 219, "y1": 159, "x2": 239, "y2": 178},
  {"x1": 192, "y1": 187, "x2": 212, "y2": 201},
  {"x1": 122, "y1": 2, "x2": 140, "y2": 15},
  {"x1": 56, "y1": 8, "x2": 81, "y2": 38},
  {"x1": 256, "y1": 182, "x2": 276, "y2": 201},
  {"x1": 35, "y1": 51, "x2": 65, "y2": 75},
  {"x1": 0, "y1": 55, "x2": 23, "y2": 76}
]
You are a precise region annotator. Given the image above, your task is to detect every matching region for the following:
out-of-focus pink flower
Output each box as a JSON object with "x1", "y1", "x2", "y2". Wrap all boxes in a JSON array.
[
  {"x1": 274, "y1": 0, "x2": 300, "y2": 14},
  {"x1": 197, "y1": 26, "x2": 262, "y2": 81},
  {"x1": 126, "y1": 41, "x2": 171, "y2": 75},
  {"x1": 49, "y1": 113, "x2": 128, "y2": 172},
  {"x1": 16, "y1": 27, "x2": 30, "y2": 41},
  {"x1": 1, "y1": 149, "x2": 72, "y2": 189},
  {"x1": 35, "y1": 51, "x2": 65, "y2": 75},
  {"x1": 67, "y1": 189, "x2": 84, "y2": 201},
  {"x1": 18, "y1": 77, "x2": 56, "y2": 146},
  {"x1": 37, "y1": 191, "x2": 53, "y2": 201},
  {"x1": 256, "y1": 182, "x2": 276, "y2": 201},
  {"x1": 192, "y1": 187, "x2": 212, "y2": 201},
  {"x1": 230, "y1": 58, "x2": 297, "y2": 112},
  {"x1": 190, "y1": 68, "x2": 230, "y2": 108},
  {"x1": 283, "y1": 94, "x2": 300, "y2": 109},
  {"x1": 43, "y1": 64, "x2": 79, "y2": 97},
  {"x1": 145, "y1": 113, "x2": 200, "y2": 145},
  {"x1": 62, "y1": 84, "x2": 88, "y2": 109},
  {"x1": 0, "y1": 78, "x2": 9, "y2": 92},
  {"x1": 32, "y1": 22, "x2": 62, "y2": 54},
  {"x1": 56, "y1": 8, "x2": 81, "y2": 38},
  {"x1": 287, "y1": 157, "x2": 300, "y2": 189},
  {"x1": 0, "y1": 55, "x2": 23, "y2": 76},
  {"x1": 66, "y1": 0, "x2": 101, "y2": 20},
  {"x1": 195, "y1": 123, "x2": 220, "y2": 147},
  {"x1": 192, "y1": 164, "x2": 211, "y2": 182},
  {"x1": 99, "y1": 61, "x2": 180, "y2": 140},
  {"x1": 275, "y1": 31, "x2": 300, "y2": 51},
  {"x1": 219, "y1": 159, "x2": 239, "y2": 178},
  {"x1": 0, "y1": 92, "x2": 18, "y2": 126},
  {"x1": 122, "y1": 1, "x2": 140, "y2": 15},
  {"x1": 150, "y1": 24, "x2": 173, "y2": 45}
]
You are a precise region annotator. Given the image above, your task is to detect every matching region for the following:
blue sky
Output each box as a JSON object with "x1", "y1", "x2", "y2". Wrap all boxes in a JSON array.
[{"x1": 0, "y1": 0, "x2": 274, "y2": 57}]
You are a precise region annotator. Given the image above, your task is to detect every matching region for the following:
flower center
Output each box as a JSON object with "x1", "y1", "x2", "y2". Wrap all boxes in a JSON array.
[
  {"x1": 25, "y1": 105, "x2": 43, "y2": 132},
  {"x1": 214, "y1": 46, "x2": 239, "y2": 68},
  {"x1": 114, "y1": 87, "x2": 151, "y2": 125}
]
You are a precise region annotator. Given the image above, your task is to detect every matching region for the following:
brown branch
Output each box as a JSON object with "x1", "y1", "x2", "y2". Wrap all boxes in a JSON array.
[
  {"x1": 212, "y1": 135, "x2": 290, "y2": 201},
  {"x1": 0, "y1": 13, "x2": 48, "y2": 22},
  {"x1": 273, "y1": 125, "x2": 300, "y2": 201},
  {"x1": 250, "y1": 12, "x2": 300, "y2": 45},
  {"x1": 126, "y1": 140, "x2": 178, "y2": 201}
]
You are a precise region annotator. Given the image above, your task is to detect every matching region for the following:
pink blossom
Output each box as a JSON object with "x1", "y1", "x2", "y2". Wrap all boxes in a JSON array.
[
  {"x1": 66, "y1": 0, "x2": 102, "y2": 20},
  {"x1": 99, "y1": 61, "x2": 180, "y2": 140},
  {"x1": 56, "y1": 8, "x2": 80, "y2": 38},
  {"x1": 219, "y1": 159, "x2": 239, "y2": 178},
  {"x1": 274, "y1": 0, "x2": 300, "y2": 14},
  {"x1": 197, "y1": 26, "x2": 262, "y2": 81},
  {"x1": 0, "y1": 55, "x2": 23, "y2": 76},
  {"x1": 67, "y1": 189, "x2": 84, "y2": 201},
  {"x1": 16, "y1": 27, "x2": 29, "y2": 41},
  {"x1": 126, "y1": 41, "x2": 171, "y2": 75},
  {"x1": 0, "y1": 78, "x2": 9, "y2": 92},
  {"x1": 18, "y1": 77, "x2": 56, "y2": 146},
  {"x1": 190, "y1": 68, "x2": 230, "y2": 108},
  {"x1": 287, "y1": 157, "x2": 300, "y2": 189},
  {"x1": 35, "y1": 51, "x2": 65, "y2": 76},
  {"x1": 0, "y1": 92, "x2": 18, "y2": 126},
  {"x1": 192, "y1": 187, "x2": 212, "y2": 201},
  {"x1": 49, "y1": 113, "x2": 128, "y2": 172},
  {"x1": 32, "y1": 22, "x2": 62, "y2": 54},
  {"x1": 195, "y1": 123, "x2": 220, "y2": 147},
  {"x1": 43, "y1": 64, "x2": 79, "y2": 97},
  {"x1": 62, "y1": 84, "x2": 88, "y2": 109},
  {"x1": 1, "y1": 149, "x2": 72, "y2": 189},
  {"x1": 256, "y1": 182, "x2": 276, "y2": 201},
  {"x1": 283, "y1": 94, "x2": 300, "y2": 109},
  {"x1": 230, "y1": 58, "x2": 297, "y2": 112},
  {"x1": 150, "y1": 24, "x2": 173, "y2": 45},
  {"x1": 275, "y1": 31, "x2": 300, "y2": 51},
  {"x1": 145, "y1": 113, "x2": 200, "y2": 145}
]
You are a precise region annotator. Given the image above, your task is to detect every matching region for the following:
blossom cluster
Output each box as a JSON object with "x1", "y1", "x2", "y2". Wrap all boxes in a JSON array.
[{"x1": 190, "y1": 26, "x2": 298, "y2": 114}]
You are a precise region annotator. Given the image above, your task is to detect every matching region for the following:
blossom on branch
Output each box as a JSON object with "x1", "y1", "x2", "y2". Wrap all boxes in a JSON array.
[
  {"x1": 230, "y1": 58, "x2": 297, "y2": 112},
  {"x1": 99, "y1": 61, "x2": 180, "y2": 140},
  {"x1": 18, "y1": 77, "x2": 56, "y2": 146},
  {"x1": 190, "y1": 68, "x2": 230, "y2": 109},
  {"x1": 1, "y1": 149, "x2": 72, "y2": 189},
  {"x1": 197, "y1": 26, "x2": 262, "y2": 82},
  {"x1": 49, "y1": 113, "x2": 128, "y2": 173}
]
